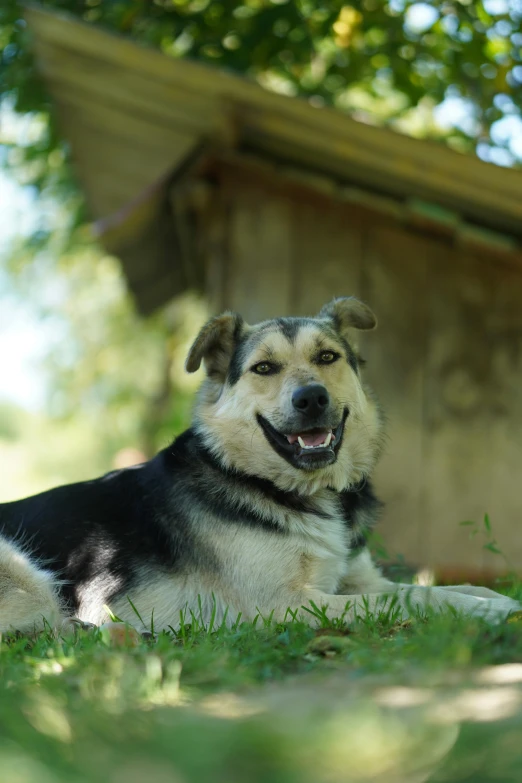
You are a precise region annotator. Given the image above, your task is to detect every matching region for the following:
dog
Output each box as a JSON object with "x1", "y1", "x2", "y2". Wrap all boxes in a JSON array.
[{"x1": 0, "y1": 297, "x2": 519, "y2": 635}]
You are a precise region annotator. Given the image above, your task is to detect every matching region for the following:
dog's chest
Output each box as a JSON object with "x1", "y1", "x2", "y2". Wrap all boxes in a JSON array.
[
  {"x1": 206, "y1": 502, "x2": 351, "y2": 599},
  {"x1": 293, "y1": 514, "x2": 350, "y2": 594}
]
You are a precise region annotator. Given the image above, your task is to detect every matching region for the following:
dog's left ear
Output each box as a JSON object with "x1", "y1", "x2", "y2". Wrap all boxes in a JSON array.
[
  {"x1": 318, "y1": 297, "x2": 377, "y2": 335},
  {"x1": 186, "y1": 312, "x2": 244, "y2": 380}
]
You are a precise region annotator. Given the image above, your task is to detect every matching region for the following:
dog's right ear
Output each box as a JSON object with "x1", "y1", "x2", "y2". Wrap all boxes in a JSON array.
[
  {"x1": 318, "y1": 297, "x2": 377, "y2": 334},
  {"x1": 185, "y1": 312, "x2": 244, "y2": 380}
]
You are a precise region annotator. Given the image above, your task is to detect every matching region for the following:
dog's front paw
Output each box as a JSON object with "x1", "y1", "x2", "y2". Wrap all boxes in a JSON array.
[
  {"x1": 401, "y1": 586, "x2": 521, "y2": 624},
  {"x1": 59, "y1": 617, "x2": 98, "y2": 635},
  {"x1": 466, "y1": 595, "x2": 521, "y2": 624}
]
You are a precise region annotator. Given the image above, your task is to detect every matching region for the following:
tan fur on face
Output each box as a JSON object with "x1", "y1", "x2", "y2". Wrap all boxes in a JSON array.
[{"x1": 193, "y1": 320, "x2": 383, "y2": 495}]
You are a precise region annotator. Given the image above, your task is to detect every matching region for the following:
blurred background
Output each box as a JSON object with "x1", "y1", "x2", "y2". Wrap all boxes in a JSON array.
[{"x1": 1, "y1": 0, "x2": 522, "y2": 579}]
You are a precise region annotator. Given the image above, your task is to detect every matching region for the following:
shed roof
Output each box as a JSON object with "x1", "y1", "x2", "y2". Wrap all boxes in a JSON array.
[{"x1": 27, "y1": 5, "x2": 522, "y2": 312}]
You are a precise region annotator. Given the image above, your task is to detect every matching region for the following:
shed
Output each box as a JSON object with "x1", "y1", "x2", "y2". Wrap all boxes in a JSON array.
[{"x1": 27, "y1": 6, "x2": 522, "y2": 581}]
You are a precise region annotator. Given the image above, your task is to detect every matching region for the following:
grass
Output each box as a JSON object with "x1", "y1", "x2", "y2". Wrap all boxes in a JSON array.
[{"x1": 2, "y1": 589, "x2": 522, "y2": 783}]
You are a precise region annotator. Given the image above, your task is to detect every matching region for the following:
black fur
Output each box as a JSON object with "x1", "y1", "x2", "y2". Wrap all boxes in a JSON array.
[
  {"x1": 1, "y1": 429, "x2": 383, "y2": 615},
  {"x1": 195, "y1": 439, "x2": 331, "y2": 521},
  {"x1": 338, "y1": 480, "x2": 382, "y2": 554},
  {"x1": 0, "y1": 436, "x2": 208, "y2": 613},
  {"x1": 0, "y1": 428, "x2": 381, "y2": 616},
  {"x1": 275, "y1": 317, "x2": 309, "y2": 344},
  {"x1": 227, "y1": 325, "x2": 282, "y2": 385},
  {"x1": 338, "y1": 336, "x2": 359, "y2": 374},
  {"x1": 176, "y1": 432, "x2": 289, "y2": 531},
  {"x1": 227, "y1": 335, "x2": 250, "y2": 386}
]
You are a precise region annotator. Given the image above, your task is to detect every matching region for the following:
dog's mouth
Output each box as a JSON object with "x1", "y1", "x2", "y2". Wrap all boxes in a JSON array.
[
  {"x1": 256, "y1": 410, "x2": 348, "y2": 470},
  {"x1": 285, "y1": 430, "x2": 335, "y2": 450}
]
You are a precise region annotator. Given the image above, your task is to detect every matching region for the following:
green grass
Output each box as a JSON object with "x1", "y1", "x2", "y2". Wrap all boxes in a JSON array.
[{"x1": 2, "y1": 595, "x2": 522, "y2": 783}]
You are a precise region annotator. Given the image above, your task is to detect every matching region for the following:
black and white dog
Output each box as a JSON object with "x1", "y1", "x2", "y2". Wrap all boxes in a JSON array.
[{"x1": 0, "y1": 297, "x2": 518, "y2": 634}]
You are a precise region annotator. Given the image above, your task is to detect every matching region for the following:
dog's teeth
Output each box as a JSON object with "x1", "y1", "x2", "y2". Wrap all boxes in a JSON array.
[
  {"x1": 297, "y1": 436, "x2": 306, "y2": 449},
  {"x1": 324, "y1": 432, "x2": 333, "y2": 447}
]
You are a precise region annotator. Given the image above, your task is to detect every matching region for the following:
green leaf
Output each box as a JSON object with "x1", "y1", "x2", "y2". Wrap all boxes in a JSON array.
[{"x1": 484, "y1": 542, "x2": 502, "y2": 556}]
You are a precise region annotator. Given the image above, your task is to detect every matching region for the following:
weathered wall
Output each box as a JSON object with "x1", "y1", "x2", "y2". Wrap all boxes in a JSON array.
[{"x1": 205, "y1": 170, "x2": 522, "y2": 577}]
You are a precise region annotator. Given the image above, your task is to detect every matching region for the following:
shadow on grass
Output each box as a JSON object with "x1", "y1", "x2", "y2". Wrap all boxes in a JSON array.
[{"x1": 2, "y1": 611, "x2": 522, "y2": 782}]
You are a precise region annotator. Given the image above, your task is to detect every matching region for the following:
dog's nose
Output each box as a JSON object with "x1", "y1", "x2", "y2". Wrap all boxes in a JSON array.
[{"x1": 292, "y1": 384, "x2": 330, "y2": 417}]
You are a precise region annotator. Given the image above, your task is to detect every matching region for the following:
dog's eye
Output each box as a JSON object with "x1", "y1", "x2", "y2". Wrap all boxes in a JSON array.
[
  {"x1": 251, "y1": 362, "x2": 277, "y2": 375},
  {"x1": 318, "y1": 351, "x2": 339, "y2": 364}
]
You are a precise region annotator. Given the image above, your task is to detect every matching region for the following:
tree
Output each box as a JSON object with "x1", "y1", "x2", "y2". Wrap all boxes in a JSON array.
[
  {"x1": 0, "y1": 0, "x2": 521, "y2": 482},
  {"x1": 2, "y1": 0, "x2": 521, "y2": 208}
]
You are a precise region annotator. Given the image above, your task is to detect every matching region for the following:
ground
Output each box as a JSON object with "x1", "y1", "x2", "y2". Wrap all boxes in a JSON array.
[{"x1": 2, "y1": 590, "x2": 522, "y2": 783}]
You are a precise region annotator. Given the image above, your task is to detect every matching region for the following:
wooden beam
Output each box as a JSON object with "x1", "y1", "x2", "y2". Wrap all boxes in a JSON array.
[{"x1": 26, "y1": 4, "x2": 522, "y2": 239}]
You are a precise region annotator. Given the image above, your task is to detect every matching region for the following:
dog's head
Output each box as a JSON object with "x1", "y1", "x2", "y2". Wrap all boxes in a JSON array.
[{"x1": 186, "y1": 298, "x2": 384, "y2": 494}]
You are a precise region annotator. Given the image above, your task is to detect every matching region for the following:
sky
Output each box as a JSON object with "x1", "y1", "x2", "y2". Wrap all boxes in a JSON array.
[{"x1": 0, "y1": 169, "x2": 50, "y2": 410}]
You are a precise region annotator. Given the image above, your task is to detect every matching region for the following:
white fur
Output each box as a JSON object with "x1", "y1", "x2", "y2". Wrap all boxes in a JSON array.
[
  {"x1": 106, "y1": 512, "x2": 519, "y2": 632},
  {"x1": 0, "y1": 537, "x2": 64, "y2": 634},
  {"x1": 0, "y1": 503, "x2": 519, "y2": 634}
]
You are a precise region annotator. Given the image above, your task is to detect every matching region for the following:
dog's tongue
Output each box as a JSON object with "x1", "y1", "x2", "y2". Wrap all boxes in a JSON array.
[{"x1": 287, "y1": 431, "x2": 329, "y2": 447}]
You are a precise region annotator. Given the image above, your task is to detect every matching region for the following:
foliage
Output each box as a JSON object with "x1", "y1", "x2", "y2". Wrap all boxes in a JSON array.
[
  {"x1": 1, "y1": 0, "x2": 521, "y2": 476},
  {"x1": 1, "y1": 0, "x2": 522, "y2": 206},
  {"x1": 8, "y1": 227, "x2": 205, "y2": 430},
  {"x1": 0, "y1": 276, "x2": 206, "y2": 499}
]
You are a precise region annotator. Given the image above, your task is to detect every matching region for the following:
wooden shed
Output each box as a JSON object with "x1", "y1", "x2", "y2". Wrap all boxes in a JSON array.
[{"x1": 27, "y1": 6, "x2": 522, "y2": 580}]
